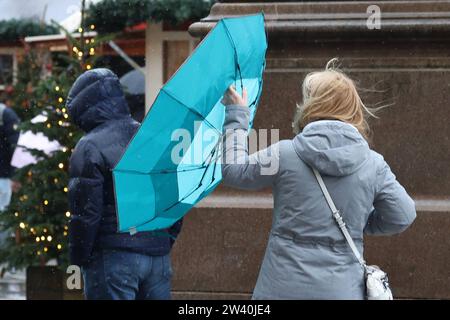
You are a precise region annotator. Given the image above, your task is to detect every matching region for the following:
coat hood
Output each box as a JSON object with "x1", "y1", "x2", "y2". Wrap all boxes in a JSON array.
[
  {"x1": 293, "y1": 120, "x2": 370, "y2": 176},
  {"x1": 66, "y1": 68, "x2": 130, "y2": 132}
]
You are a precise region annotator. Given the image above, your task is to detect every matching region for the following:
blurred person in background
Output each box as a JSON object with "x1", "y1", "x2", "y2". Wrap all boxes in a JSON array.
[
  {"x1": 0, "y1": 87, "x2": 20, "y2": 212},
  {"x1": 0, "y1": 87, "x2": 20, "y2": 276}
]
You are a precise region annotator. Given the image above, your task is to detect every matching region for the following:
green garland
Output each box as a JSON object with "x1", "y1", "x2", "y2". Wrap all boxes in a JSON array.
[
  {"x1": 86, "y1": 0, "x2": 216, "y2": 33},
  {"x1": 0, "y1": 19, "x2": 58, "y2": 42}
]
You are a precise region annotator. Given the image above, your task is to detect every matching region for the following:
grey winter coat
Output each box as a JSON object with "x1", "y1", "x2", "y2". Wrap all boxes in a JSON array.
[{"x1": 222, "y1": 106, "x2": 416, "y2": 300}]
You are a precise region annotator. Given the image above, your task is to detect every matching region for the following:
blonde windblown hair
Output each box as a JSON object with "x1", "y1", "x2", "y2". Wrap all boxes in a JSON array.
[{"x1": 292, "y1": 58, "x2": 378, "y2": 140}]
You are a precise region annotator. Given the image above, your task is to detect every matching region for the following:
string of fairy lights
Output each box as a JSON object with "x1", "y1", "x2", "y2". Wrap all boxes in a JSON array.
[
  {"x1": 72, "y1": 24, "x2": 97, "y2": 70},
  {"x1": 15, "y1": 24, "x2": 97, "y2": 258}
]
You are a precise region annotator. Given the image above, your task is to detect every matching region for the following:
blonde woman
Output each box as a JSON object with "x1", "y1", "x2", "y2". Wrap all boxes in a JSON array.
[{"x1": 220, "y1": 60, "x2": 416, "y2": 299}]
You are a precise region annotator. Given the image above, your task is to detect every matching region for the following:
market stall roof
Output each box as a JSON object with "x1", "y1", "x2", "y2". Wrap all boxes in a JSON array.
[
  {"x1": 0, "y1": 0, "x2": 94, "y2": 26},
  {"x1": 24, "y1": 31, "x2": 97, "y2": 43}
]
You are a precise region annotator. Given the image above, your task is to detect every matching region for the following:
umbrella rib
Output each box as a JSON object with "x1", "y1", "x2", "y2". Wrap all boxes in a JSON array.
[
  {"x1": 222, "y1": 21, "x2": 244, "y2": 95},
  {"x1": 129, "y1": 159, "x2": 216, "y2": 230},
  {"x1": 249, "y1": 76, "x2": 264, "y2": 109},
  {"x1": 208, "y1": 139, "x2": 221, "y2": 185},
  {"x1": 160, "y1": 88, "x2": 222, "y2": 136},
  {"x1": 222, "y1": 20, "x2": 267, "y2": 118},
  {"x1": 161, "y1": 141, "x2": 221, "y2": 212},
  {"x1": 115, "y1": 138, "x2": 222, "y2": 175},
  {"x1": 164, "y1": 147, "x2": 216, "y2": 213},
  {"x1": 193, "y1": 142, "x2": 222, "y2": 203},
  {"x1": 128, "y1": 141, "x2": 221, "y2": 230},
  {"x1": 115, "y1": 166, "x2": 210, "y2": 175}
]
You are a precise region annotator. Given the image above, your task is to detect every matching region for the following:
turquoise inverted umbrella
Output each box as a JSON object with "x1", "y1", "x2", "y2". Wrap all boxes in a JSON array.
[{"x1": 113, "y1": 13, "x2": 267, "y2": 234}]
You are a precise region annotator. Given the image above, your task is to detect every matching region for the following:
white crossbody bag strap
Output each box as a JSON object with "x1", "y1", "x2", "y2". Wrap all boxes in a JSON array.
[{"x1": 312, "y1": 168, "x2": 366, "y2": 267}]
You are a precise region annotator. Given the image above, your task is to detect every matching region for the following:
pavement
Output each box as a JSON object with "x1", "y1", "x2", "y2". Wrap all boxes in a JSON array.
[{"x1": 0, "y1": 267, "x2": 26, "y2": 300}]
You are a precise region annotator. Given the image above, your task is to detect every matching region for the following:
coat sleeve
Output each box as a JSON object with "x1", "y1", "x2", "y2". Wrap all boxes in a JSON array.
[
  {"x1": 364, "y1": 161, "x2": 416, "y2": 235},
  {"x1": 221, "y1": 105, "x2": 279, "y2": 190},
  {"x1": 2, "y1": 108, "x2": 20, "y2": 175},
  {"x1": 68, "y1": 140, "x2": 105, "y2": 266}
]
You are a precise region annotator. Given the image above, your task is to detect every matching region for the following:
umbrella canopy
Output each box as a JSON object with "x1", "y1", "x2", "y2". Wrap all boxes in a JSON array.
[
  {"x1": 120, "y1": 69, "x2": 145, "y2": 96},
  {"x1": 113, "y1": 14, "x2": 267, "y2": 233}
]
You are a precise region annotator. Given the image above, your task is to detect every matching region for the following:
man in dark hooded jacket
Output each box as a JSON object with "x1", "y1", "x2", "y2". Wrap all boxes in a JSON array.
[{"x1": 67, "y1": 68, "x2": 182, "y2": 300}]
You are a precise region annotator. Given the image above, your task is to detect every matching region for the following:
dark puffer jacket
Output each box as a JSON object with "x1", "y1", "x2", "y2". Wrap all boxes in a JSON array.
[
  {"x1": 67, "y1": 68, "x2": 182, "y2": 267},
  {"x1": 0, "y1": 104, "x2": 20, "y2": 178}
]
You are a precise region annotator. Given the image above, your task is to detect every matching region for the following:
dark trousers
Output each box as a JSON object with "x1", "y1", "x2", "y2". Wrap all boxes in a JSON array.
[{"x1": 82, "y1": 250, "x2": 172, "y2": 300}]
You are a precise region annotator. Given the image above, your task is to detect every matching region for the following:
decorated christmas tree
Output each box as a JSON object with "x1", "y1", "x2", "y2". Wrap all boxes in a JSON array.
[{"x1": 0, "y1": 18, "x2": 102, "y2": 269}]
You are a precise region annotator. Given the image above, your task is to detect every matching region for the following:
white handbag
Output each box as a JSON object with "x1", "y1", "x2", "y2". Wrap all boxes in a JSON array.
[{"x1": 312, "y1": 167, "x2": 393, "y2": 300}]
